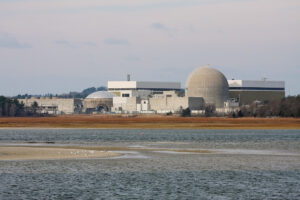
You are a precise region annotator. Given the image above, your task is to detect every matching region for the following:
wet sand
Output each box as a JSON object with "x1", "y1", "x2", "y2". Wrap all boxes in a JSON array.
[
  {"x1": 0, "y1": 145, "x2": 215, "y2": 161},
  {"x1": 0, "y1": 147, "x2": 121, "y2": 161},
  {"x1": 3, "y1": 144, "x2": 297, "y2": 161}
]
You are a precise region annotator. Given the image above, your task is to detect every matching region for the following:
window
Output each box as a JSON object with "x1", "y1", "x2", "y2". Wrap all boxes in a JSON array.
[{"x1": 122, "y1": 93, "x2": 130, "y2": 97}]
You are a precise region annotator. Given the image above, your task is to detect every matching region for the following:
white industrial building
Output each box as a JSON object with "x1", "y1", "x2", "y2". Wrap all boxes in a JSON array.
[
  {"x1": 18, "y1": 65, "x2": 286, "y2": 115},
  {"x1": 108, "y1": 65, "x2": 240, "y2": 114},
  {"x1": 107, "y1": 81, "x2": 203, "y2": 114},
  {"x1": 108, "y1": 81, "x2": 181, "y2": 98},
  {"x1": 105, "y1": 65, "x2": 285, "y2": 114}
]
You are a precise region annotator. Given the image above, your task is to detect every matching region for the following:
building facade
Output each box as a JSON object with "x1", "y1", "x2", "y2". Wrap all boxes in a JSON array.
[
  {"x1": 228, "y1": 80, "x2": 285, "y2": 105},
  {"x1": 18, "y1": 97, "x2": 82, "y2": 114}
]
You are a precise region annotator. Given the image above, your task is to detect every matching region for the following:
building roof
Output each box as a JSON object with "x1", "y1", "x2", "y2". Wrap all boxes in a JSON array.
[
  {"x1": 86, "y1": 91, "x2": 116, "y2": 99},
  {"x1": 228, "y1": 80, "x2": 285, "y2": 91},
  {"x1": 107, "y1": 81, "x2": 181, "y2": 90}
]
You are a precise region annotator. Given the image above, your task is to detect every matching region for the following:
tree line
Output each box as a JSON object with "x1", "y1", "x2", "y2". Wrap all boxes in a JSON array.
[
  {"x1": 230, "y1": 95, "x2": 300, "y2": 118},
  {"x1": 15, "y1": 86, "x2": 107, "y2": 99},
  {"x1": 0, "y1": 96, "x2": 43, "y2": 117},
  {"x1": 180, "y1": 95, "x2": 300, "y2": 118},
  {"x1": 0, "y1": 96, "x2": 25, "y2": 116}
]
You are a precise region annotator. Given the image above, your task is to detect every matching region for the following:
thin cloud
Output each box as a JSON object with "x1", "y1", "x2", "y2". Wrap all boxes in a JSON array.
[
  {"x1": 0, "y1": 33, "x2": 31, "y2": 49},
  {"x1": 54, "y1": 40, "x2": 75, "y2": 48},
  {"x1": 152, "y1": 22, "x2": 168, "y2": 30},
  {"x1": 83, "y1": 41, "x2": 97, "y2": 47},
  {"x1": 104, "y1": 38, "x2": 129, "y2": 45},
  {"x1": 151, "y1": 22, "x2": 176, "y2": 37},
  {"x1": 54, "y1": 40, "x2": 97, "y2": 47},
  {"x1": 0, "y1": 0, "x2": 202, "y2": 14},
  {"x1": 125, "y1": 55, "x2": 141, "y2": 62}
]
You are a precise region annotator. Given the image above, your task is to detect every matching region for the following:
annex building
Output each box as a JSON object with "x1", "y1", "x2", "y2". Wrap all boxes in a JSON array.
[{"x1": 228, "y1": 80, "x2": 285, "y2": 105}]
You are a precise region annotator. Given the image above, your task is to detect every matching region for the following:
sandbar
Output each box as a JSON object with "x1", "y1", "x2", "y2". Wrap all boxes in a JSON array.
[{"x1": 0, "y1": 147, "x2": 121, "y2": 161}]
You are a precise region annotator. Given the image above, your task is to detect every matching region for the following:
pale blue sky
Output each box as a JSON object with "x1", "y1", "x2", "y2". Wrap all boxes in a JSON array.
[{"x1": 0, "y1": 0, "x2": 299, "y2": 96}]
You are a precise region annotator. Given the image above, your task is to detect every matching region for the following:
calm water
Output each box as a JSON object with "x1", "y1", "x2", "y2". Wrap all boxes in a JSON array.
[{"x1": 1, "y1": 129, "x2": 300, "y2": 199}]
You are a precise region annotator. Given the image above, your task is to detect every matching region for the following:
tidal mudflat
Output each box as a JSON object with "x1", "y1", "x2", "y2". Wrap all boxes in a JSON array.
[{"x1": 0, "y1": 129, "x2": 300, "y2": 199}]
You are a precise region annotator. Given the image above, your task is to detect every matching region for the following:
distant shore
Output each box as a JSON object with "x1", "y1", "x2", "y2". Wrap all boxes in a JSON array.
[{"x1": 0, "y1": 115, "x2": 299, "y2": 129}]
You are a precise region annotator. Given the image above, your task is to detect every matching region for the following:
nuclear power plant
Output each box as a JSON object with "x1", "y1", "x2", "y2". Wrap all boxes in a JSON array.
[{"x1": 18, "y1": 65, "x2": 285, "y2": 115}]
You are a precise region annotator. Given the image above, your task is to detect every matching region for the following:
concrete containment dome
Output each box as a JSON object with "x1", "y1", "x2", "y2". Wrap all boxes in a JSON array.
[
  {"x1": 185, "y1": 65, "x2": 229, "y2": 108},
  {"x1": 86, "y1": 91, "x2": 116, "y2": 99}
]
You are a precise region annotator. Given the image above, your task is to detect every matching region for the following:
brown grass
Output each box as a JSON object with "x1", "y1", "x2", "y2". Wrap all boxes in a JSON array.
[{"x1": 0, "y1": 115, "x2": 299, "y2": 129}]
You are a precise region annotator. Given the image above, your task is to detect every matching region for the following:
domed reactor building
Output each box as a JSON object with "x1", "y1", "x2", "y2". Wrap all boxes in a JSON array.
[
  {"x1": 185, "y1": 65, "x2": 229, "y2": 108},
  {"x1": 83, "y1": 91, "x2": 116, "y2": 113}
]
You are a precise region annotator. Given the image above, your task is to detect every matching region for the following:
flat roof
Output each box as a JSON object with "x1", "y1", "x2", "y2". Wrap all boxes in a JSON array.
[
  {"x1": 108, "y1": 81, "x2": 181, "y2": 90},
  {"x1": 228, "y1": 80, "x2": 285, "y2": 91}
]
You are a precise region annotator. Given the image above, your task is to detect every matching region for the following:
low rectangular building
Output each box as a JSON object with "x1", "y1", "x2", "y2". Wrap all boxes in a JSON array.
[
  {"x1": 112, "y1": 91, "x2": 204, "y2": 114},
  {"x1": 228, "y1": 80, "x2": 285, "y2": 105},
  {"x1": 18, "y1": 97, "x2": 82, "y2": 114}
]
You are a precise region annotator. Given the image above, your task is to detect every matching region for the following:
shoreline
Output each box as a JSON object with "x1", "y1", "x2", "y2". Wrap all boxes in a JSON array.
[{"x1": 0, "y1": 115, "x2": 299, "y2": 129}]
